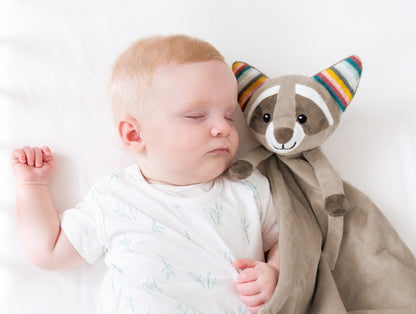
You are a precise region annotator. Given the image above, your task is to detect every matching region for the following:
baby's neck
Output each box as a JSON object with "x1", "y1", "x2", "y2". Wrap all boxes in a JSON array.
[
  {"x1": 141, "y1": 170, "x2": 214, "y2": 187},
  {"x1": 147, "y1": 177, "x2": 215, "y2": 199}
]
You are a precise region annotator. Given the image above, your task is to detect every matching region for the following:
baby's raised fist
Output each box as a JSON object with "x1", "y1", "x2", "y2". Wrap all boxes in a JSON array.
[{"x1": 11, "y1": 146, "x2": 55, "y2": 185}]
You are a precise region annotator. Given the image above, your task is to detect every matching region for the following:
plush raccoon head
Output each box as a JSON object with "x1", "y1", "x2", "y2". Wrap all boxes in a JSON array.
[{"x1": 233, "y1": 56, "x2": 362, "y2": 157}]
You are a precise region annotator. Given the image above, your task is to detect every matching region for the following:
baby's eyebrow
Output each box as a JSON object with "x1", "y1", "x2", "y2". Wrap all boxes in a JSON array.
[{"x1": 182, "y1": 100, "x2": 209, "y2": 109}]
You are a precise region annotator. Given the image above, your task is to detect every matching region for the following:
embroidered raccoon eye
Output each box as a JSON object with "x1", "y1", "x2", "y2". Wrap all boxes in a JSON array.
[
  {"x1": 298, "y1": 114, "x2": 307, "y2": 124},
  {"x1": 263, "y1": 113, "x2": 271, "y2": 123}
]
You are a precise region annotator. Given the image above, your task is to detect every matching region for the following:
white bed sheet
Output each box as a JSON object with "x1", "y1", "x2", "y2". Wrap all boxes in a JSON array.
[{"x1": 1, "y1": 0, "x2": 415, "y2": 313}]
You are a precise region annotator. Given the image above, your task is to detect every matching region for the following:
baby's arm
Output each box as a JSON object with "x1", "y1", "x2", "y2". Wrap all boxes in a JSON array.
[
  {"x1": 11, "y1": 146, "x2": 85, "y2": 270},
  {"x1": 233, "y1": 242, "x2": 279, "y2": 313}
]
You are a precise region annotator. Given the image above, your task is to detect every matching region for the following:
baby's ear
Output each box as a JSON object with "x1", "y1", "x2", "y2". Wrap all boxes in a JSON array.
[{"x1": 118, "y1": 117, "x2": 144, "y2": 153}]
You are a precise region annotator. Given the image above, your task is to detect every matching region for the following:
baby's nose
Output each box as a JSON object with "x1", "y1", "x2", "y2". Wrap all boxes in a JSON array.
[{"x1": 210, "y1": 118, "x2": 231, "y2": 137}]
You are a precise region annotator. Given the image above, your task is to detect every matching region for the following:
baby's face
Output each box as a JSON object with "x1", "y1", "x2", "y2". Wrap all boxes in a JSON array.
[{"x1": 137, "y1": 60, "x2": 239, "y2": 185}]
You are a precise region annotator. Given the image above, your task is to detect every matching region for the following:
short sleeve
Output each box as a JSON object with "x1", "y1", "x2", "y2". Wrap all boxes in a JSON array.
[{"x1": 60, "y1": 200, "x2": 106, "y2": 264}]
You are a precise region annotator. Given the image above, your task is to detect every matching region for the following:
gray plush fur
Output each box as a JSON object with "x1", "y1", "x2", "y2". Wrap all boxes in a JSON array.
[{"x1": 228, "y1": 57, "x2": 416, "y2": 313}]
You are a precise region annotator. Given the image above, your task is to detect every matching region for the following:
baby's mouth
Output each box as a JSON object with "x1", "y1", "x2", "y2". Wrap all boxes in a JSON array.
[{"x1": 208, "y1": 147, "x2": 230, "y2": 154}]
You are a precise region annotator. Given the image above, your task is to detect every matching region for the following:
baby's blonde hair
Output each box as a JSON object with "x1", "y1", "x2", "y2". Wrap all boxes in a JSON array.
[{"x1": 109, "y1": 34, "x2": 225, "y2": 122}]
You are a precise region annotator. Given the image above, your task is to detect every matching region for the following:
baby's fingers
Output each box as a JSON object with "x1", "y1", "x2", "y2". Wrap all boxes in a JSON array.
[
  {"x1": 22, "y1": 146, "x2": 35, "y2": 166},
  {"x1": 236, "y1": 267, "x2": 259, "y2": 284},
  {"x1": 246, "y1": 304, "x2": 262, "y2": 314},
  {"x1": 235, "y1": 280, "x2": 261, "y2": 296},
  {"x1": 12, "y1": 148, "x2": 27, "y2": 164},
  {"x1": 237, "y1": 292, "x2": 265, "y2": 313},
  {"x1": 41, "y1": 146, "x2": 54, "y2": 162},
  {"x1": 33, "y1": 147, "x2": 44, "y2": 167},
  {"x1": 12, "y1": 146, "x2": 51, "y2": 168},
  {"x1": 22, "y1": 146, "x2": 46, "y2": 167}
]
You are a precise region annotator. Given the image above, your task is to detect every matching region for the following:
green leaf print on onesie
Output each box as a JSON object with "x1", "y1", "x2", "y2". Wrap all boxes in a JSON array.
[
  {"x1": 152, "y1": 219, "x2": 164, "y2": 234},
  {"x1": 203, "y1": 202, "x2": 224, "y2": 228},
  {"x1": 143, "y1": 277, "x2": 164, "y2": 295},
  {"x1": 125, "y1": 295, "x2": 137, "y2": 314},
  {"x1": 242, "y1": 179, "x2": 264, "y2": 222},
  {"x1": 176, "y1": 303, "x2": 198, "y2": 314},
  {"x1": 160, "y1": 256, "x2": 176, "y2": 279},
  {"x1": 120, "y1": 236, "x2": 134, "y2": 253},
  {"x1": 113, "y1": 203, "x2": 138, "y2": 221},
  {"x1": 187, "y1": 271, "x2": 216, "y2": 290},
  {"x1": 241, "y1": 217, "x2": 251, "y2": 245}
]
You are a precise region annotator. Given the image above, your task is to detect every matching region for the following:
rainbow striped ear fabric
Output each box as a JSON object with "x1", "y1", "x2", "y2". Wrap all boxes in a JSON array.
[
  {"x1": 232, "y1": 61, "x2": 268, "y2": 111},
  {"x1": 313, "y1": 55, "x2": 362, "y2": 112}
]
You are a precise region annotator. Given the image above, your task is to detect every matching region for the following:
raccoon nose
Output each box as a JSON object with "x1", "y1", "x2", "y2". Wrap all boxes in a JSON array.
[{"x1": 274, "y1": 127, "x2": 293, "y2": 144}]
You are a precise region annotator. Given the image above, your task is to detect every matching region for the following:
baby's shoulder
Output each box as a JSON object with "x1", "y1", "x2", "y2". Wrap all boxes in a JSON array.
[
  {"x1": 226, "y1": 167, "x2": 268, "y2": 184},
  {"x1": 84, "y1": 164, "x2": 139, "y2": 201},
  {"x1": 223, "y1": 168, "x2": 270, "y2": 193}
]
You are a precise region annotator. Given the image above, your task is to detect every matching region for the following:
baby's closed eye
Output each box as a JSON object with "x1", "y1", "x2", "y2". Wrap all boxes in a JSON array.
[{"x1": 184, "y1": 113, "x2": 206, "y2": 120}]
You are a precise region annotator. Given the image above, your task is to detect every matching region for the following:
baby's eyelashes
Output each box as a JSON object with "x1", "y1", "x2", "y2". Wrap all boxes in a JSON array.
[
  {"x1": 182, "y1": 107, "x2": 236, "y2": 123},
  {"x1": 184, "y1": 114, "x2": 206, "y2": 120},
  {"x1": 181, "y1": 108, "x2": 208, "y2": 120}
]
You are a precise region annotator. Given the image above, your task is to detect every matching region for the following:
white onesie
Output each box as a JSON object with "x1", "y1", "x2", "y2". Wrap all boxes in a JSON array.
[{"x1": 61, "y1": 164, "x2": 278, "y2": 314}]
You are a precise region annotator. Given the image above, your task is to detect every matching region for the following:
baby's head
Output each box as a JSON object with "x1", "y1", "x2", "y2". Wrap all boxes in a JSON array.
[{"x1": 109, "y1": 34, "x2": 239, "y2": 185}]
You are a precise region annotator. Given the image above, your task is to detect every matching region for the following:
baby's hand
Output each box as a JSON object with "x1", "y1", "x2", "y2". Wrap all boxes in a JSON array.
[
  {"x1": 233, "y1": 258, "x2": 279, "y2": 313},
  {"x1": 11, "y1": 146, "x2": 55, "y2": 185}
]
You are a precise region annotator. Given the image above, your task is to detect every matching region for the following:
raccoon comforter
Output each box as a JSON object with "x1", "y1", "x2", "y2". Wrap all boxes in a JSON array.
[{"x1": 228, "y1": 56, "x2": 416, "y2": 313}]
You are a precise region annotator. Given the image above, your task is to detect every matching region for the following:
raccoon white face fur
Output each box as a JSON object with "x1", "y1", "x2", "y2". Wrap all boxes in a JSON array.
[{"x1": 233, "y1": 56, "x2": 362, "y2": 157}]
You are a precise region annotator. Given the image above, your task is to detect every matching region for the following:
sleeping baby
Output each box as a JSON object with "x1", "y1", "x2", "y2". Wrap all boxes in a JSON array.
[{"x1": 11, "y1": 34, "x2": 280, "y2": 313}]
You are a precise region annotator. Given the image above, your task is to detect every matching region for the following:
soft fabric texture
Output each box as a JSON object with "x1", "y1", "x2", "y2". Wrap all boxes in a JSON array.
[
  {"x1": 227, "y1": 57, "x2": 416, "y2": 313},
  {"x1": 61, "y1": 165, "x2": 278, "y2": 313}
]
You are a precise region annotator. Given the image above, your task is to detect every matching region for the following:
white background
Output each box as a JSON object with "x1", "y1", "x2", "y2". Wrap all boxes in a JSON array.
[{"x1": 1, "y1": 0, "x2": 415, "y2": 313}]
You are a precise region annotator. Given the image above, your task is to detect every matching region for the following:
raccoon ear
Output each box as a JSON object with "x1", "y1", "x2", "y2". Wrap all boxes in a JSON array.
[
  {"x1": 232, "y1": 61, "x2": 269, "y2": 112},
  {"x1": 313, "y1": 55, "x2": 363, "y2": 113}
]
